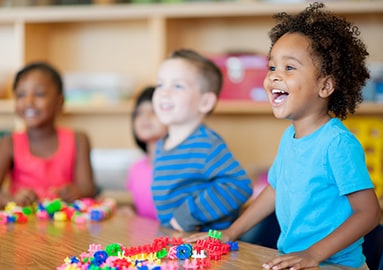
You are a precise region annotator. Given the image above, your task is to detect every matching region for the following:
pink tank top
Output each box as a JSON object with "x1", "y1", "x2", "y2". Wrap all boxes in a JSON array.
[
  {"x1": 10, "y1": 128, "x2": 76, "y2": 200},
  {"x1": 126, "y1": 156, "x2": 157, "y2": 220}
]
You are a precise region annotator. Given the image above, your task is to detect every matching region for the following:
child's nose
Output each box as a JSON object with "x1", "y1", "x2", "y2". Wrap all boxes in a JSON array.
[
  {"x1": 24, "y1": 94, "x2": 35, "y2": 105},
  {"x1": 269, "y1": 71, "x2": 282, "y2": 82},
  {"x1": 158, "y1": 87, "x2": 171, "y2": 97},
  {"x1": 161, "y1": 86, "x2": 170, "y2": 95}
]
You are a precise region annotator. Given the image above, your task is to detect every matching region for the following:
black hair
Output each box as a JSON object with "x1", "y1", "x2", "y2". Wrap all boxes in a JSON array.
[
  {"x1": 132, "y1": 86, "x2": 156, "y2": 153},
  {"x1": 269, "y1": 2, "x2": 370, "y2": 120},
  {"x1": 13, "y1": 61, "x2": 63, "y2": 95}
]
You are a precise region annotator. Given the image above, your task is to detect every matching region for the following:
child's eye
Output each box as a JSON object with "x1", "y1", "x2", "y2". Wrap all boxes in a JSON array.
[
  {"x1": 174, "y1": 84, "x2": 184, "y2": 90},
  {"x1": 35, "y1": 91, "x2": 46, "y2": 97},
  {"x1": 286, "y1": 65, "x2": 296, "y2": 71},
  {"x1": 15, "y1": 92, "x2": 25, "y2": 99},
  {"x1": 155, "y1": 83, "x2": 163, "y2": 90},
  {"x1": 268, "y1": 66, "x2": 276, "y2": 71}
]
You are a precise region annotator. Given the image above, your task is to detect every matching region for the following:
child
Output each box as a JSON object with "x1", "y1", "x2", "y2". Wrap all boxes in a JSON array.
[
  {"x1": 152, "y1": 49, "x2": 253, "y2": 232},
  {"x1": 0, "y1": 62, "x2": 97, "y2": 208},
  {"x1": 186, "y1": 3, "x2": 381, "y2": 269},
  {"x1": 125, "y1": 86, "x2": 167, "y2": 219}
]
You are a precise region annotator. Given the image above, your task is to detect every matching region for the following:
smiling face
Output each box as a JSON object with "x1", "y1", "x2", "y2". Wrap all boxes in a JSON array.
[
  {"x1": 263, "y1": 32, "x2": 330, "y2": 123},
  {"x1": 153, "y1": 58, "x2": 213, "y2": 129},
  {"x1": 14, "y1": 70, "x2": 63, "y2": 129}
]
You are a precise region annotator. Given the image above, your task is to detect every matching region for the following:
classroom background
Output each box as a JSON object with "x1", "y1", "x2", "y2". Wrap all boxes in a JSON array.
[{"x1": 0, "y1": 0, "x2": 382, "y2": 215}]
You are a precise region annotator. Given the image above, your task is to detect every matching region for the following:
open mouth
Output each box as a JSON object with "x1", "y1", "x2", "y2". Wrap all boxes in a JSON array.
[
  {"x1": 24, "y1": 108, "x2": 38, "y2": 118},
  {"x1": 159, "y1": 102, "x2": 173, "y2": 111},
  {"x1": 272, "y1": 89, "x2": 289, "y2": 104}
]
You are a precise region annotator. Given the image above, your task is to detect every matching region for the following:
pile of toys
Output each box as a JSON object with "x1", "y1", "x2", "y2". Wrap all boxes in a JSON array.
[
  {"x1": 57, "y1": 230, "x2": 239, "y2": 270},
  {"x1": 0, "y1": 197, "x2": 116, "y2": 224}
]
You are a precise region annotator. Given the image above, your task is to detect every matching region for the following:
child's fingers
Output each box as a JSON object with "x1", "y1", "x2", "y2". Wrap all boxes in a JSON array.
[
  {"x1": 14, "y1": 189, "x2": 38, "y2": 206},
  {"x1": 183, "y1": 232, "x2": 208, "y2": 243},
  {"x1": 57, "y1": 185, "x2": 80, "y2": 202}
]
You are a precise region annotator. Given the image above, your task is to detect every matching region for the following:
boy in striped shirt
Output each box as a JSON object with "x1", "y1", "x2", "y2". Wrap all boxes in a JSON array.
[{"x1": 152, "y1": 49, "x2": 253, "y2": 232}]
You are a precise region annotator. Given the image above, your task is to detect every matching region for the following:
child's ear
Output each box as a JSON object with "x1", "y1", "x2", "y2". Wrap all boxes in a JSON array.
[
  {"x1": 199, "y1": 92, "x2": 217, "y2": 114},
  {"x1": 319, "y1": 76, "x2": 335, "y2": 98}
]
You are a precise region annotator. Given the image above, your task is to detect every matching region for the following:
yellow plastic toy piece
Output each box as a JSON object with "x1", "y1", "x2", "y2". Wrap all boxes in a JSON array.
[
  {"x1": 344, "y1": 118, "x2": 383, "y2": 198},
  {"x1": 53, "y1": 211, "x2": 67, "y2": 222},
  {"x1": 4, "y1": 202, "x2": 17, "y2": 212}
]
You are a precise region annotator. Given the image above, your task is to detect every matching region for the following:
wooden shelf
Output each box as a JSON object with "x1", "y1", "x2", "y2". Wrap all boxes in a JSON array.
[
  {"x1": 1, "y1": 99, "x2": 383, "y2": 115},
  {"x1": 1, "y1": 1, "x2": 383, "y2": 22},
  {"x1": 0, "y1": 99, "x2": 14, "y2": 114}
]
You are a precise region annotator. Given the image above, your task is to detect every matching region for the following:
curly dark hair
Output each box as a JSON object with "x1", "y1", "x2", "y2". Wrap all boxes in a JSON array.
[{"x1": 268, "y1": 2, "x2": 370, "y2": 120}]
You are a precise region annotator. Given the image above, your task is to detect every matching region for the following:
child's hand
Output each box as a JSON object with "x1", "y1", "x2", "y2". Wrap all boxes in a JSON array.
[
  {"x1": 183, "y1": 232, "x2": 209, "y2": 243},
  {"x1": 262, "y1": 250, "x2": 319, "y2": 270},
  {"x1": 14, "y1": 188, "x2": 38, "y2": 206},
  {"x1": 57, "y1": 184, "x2": 81, "y2": 203},
  {"x1": 184, "y1": 229, "x2": 231, "y2": 243}
]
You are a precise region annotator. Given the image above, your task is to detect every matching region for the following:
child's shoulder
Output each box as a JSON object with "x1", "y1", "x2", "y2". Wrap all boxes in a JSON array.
[
  {"x1": 0, "y1": 133, "x2": 13, "y2": 145},
  {"x1": 190, "y1": 124, "x2": 225, "y2": 144},
  {"x1": 326, "y1": 118, "x2": 356, "y2": 140},
  {"x1": 58, "y1": 128, "x2": 89, "y2": 141},
  {"x1": 56, "y1": 127, "x2": 90, "y2": 149},
  {"x1": 312, "y1": 118, "x2": 360, "y2": 147},
  {"x1": 73, "y1": 130, "x2": 91, "y2": 148},
  {"x1": 73, "y1": 130, "x2": 89, "y2": 140}
]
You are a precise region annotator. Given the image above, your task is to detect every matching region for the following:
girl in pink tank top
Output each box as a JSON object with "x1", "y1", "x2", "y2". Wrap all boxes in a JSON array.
[
  {"x1": 125, "y1": 86, "x2": 167, "y2": 219},
  {"x1": 0, "y1": 62, "x2": 97, "y2": 209},
  {"x1": 11, "y1": 128, "x2": 76, "y2": 200}
]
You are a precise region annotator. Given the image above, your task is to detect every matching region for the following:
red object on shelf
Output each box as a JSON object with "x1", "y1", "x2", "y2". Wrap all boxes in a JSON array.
[{"x1": 211, "y1": 54, "x2": 268, "y2": 101}]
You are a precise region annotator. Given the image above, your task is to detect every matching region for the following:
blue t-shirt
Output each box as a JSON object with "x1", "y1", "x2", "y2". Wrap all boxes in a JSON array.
[{"x1": 268, "y1": 118, "x2": 374, "y2": 268}]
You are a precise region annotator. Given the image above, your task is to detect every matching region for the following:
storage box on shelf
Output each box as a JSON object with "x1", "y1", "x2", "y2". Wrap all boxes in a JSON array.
[
  {"x1": 211, "y1": 53, "x2": 268, "y2": 101},
  {"x1": 0, "y1": 1, "x2": 382, "y2": 171}
]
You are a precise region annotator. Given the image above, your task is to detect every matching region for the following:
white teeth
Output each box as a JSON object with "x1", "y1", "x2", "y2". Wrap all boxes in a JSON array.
[
  {"x1": 24, "y1": 108, "x2": 37, "y2": 117},
  {"x1": 271, "y1": 89, "x2": 288, "y2": 104},
  {"x1": 272, "y1": 89, "x2": 287, "y2": 94},
  {"x1": 160, "y1": 103, "x2": 172, "y2": 110}
]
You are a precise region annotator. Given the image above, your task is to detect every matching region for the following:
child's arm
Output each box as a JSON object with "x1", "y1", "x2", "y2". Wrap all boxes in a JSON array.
[
  {"x1": 263, "y1": 188, "x2": 381, "y2": 270},
  {"x1": 0, "y1": 135, "x2": 41, "y2": 208},
  {"x1": 0, "y1": 135, "x2": 13, "y2": 208},
  {"x1": 185, "y1": 185, "x2": 276, "y2": 242},
  {"x1": 172, "y1": 172, "x2": 253, "y2": 231},
  {"x1": 171, "y1": 144, "x2": 253, "y2": 231},
  {"x1": 57, "y1": 131, "x2": 97, "y2": 202}
]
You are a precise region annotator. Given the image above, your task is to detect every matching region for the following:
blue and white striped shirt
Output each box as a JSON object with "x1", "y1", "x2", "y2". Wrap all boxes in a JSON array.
[{"x1": 152, "y1": 124, "x2": 252, "y2": 232}]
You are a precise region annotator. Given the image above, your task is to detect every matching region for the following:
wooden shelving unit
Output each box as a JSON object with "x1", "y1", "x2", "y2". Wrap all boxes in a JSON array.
[{"x1": 0, "y1": 1, "x2": 382, "y2": 169}]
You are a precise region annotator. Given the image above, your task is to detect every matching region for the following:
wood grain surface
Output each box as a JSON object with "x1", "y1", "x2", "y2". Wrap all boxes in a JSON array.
[{"x1": 0, "y1": 211, "x2": 320, "y2": 269}]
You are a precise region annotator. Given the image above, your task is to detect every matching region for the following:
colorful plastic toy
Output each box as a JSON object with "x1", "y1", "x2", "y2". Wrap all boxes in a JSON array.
[
  {"x1": 0, "y1": 198, "x2": 116, "y2": 225},
  {"x1": 57, "y1": 233, "x2": 239, "y2": 270}
]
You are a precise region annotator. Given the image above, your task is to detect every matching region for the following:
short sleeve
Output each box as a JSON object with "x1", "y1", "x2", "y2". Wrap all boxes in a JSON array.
[{"x1": 328, "y1": 133, "x2": 374, "y2": 195}]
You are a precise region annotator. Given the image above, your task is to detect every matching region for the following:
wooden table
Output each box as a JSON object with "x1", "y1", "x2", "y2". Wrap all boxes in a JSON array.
[{"x1": 0, "y1": 211, "x2": 319, "y2": 270}]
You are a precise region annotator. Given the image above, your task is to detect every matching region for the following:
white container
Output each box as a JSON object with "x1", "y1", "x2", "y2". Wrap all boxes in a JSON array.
[{"x1": 63, "y1": 72, "x2": 135, "y2": 104}]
